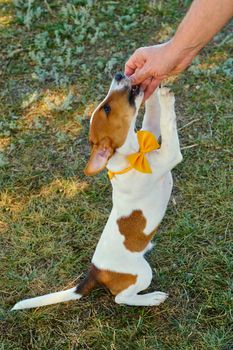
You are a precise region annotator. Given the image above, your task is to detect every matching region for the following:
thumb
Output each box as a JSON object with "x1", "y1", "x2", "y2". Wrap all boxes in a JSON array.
[{"x1": 129, "y1": 66, "x2": 151, "y2": 85}]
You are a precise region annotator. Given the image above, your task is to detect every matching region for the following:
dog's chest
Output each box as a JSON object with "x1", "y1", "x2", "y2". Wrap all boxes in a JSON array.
[
  {"x1": 112, "y1": 171, "x2": 173, "y2": 233},
  {"x1": 92, "y1": 171, "x2": 173, "y2": 272}
]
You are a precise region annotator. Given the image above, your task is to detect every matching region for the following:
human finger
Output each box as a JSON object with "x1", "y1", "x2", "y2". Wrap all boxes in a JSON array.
[
  {"x1": 124, "y1": 49, "x2": 145, "y2": 76},
  {"x1": 140, "y1": 77, "x2": 152, "y2": 91},
  {"x1": 125, "y1": 61, "x2": 136, "y2": 77},
  {"x1": 129, "y1": 66, "x2": 152, "y2": 85}
]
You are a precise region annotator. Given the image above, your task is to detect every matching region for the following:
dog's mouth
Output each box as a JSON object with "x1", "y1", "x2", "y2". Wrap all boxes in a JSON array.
[
  {"x1": 130, "y1": 85, "x2": 140, "y2": 96},
  {"x1": 129, "y1": 85, "x2": 140, "y2": 104}
]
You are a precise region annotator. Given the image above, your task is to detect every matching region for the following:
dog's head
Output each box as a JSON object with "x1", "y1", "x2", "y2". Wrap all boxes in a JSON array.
[{"x1": 84, "y1": 73, "x2": 143, "y2": 176}]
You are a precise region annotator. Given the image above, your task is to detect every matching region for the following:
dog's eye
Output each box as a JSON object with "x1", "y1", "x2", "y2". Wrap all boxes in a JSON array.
[{"x1": 103, "y1": 103, "x2": 111, "y2": 115}]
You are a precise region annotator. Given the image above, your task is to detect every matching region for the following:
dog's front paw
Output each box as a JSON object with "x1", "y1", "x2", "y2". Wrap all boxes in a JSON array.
[
  {"x1": 159, "y1": 87, "x2": 175, "y2": 107},
  {"x1": 159, "y1": 87, "x2": 176, "y2": 130}
]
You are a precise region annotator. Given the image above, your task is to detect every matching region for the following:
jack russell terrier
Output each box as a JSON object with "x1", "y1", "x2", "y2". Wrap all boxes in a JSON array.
[{"x1": 12, "y1": 73, "x2": 182, "y2": 310}]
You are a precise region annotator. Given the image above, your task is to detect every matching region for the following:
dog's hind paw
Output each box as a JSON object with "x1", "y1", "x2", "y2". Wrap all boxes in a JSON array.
[
  {"x1": 140, "y1": 291, "x2": 168, "y2": 306},
  {"x1": 115, "y1": 291, "x2": 168, "y2": 307}
]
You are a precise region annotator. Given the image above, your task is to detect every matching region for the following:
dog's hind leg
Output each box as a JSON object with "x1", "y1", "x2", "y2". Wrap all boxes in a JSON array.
[
  {"x1": 116, "y1": 289, "x2": 168, "y2": 306},
  {"x1": 142, "y1": 88, "x2": 161, "y2": 138},
  {"x1": 115, "y1": 261, "x2": 168, "y2": 307}
]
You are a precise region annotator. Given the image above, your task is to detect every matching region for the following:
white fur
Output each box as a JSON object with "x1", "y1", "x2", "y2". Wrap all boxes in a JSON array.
[
  {"x1": 92, "y1": 84, "x2": 182, "y2": 306},
  {"x1": 11, "y1": 78, "x2": 182, "y2": 310},
  {"x1": 11, "y1": 287, "x2": 81, "y2": 310}
]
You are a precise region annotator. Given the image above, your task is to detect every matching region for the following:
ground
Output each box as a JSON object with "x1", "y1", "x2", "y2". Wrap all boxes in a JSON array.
[{"x1": 0, "y1": 1, "x2": 232, "y2": 349}]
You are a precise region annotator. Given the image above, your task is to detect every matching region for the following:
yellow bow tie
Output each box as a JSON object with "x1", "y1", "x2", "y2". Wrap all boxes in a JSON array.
[{"x1": 108, "y1": 130, "x2": 160, "y2": 180}]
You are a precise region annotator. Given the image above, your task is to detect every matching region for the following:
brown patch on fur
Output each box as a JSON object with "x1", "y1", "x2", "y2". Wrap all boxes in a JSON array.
[
  {"x1": 95, "y1": 266, "x2": 137, "y2": 296},
  {"x1": 84, "y1": 136, "x2": 113, "y2": 175},
  {"x1": 90, "y1": 89, "x2": 135, "y2": 151},
  {"x1": 76, "y1": 264, "x2": 137, "y2": 296},
  {"x1": 117, "y1": 210, "x2": 157, "y2": 252},
  {"x1": 75, "y1": 265, "x2": 98, "y2": 296},
  {"x1": 85, "y1": 88, "x2": 136, "y2": 175}
]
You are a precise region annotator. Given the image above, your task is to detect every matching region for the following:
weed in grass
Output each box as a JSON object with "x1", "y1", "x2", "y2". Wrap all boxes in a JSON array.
[{"x1": 12, "y1": 0, "x2": 153, "y2": 85}]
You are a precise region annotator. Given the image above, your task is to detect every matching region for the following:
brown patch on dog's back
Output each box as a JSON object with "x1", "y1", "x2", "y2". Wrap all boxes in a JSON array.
[{"x1": 117, "y1": 210, "x2": 157, "y2": 252}]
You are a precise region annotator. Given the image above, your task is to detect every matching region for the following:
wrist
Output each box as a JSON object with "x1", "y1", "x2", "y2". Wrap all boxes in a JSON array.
[
  {"x1": 168, "y1": 36, "x2": 202, "y2": 70},
  {"x1": 170, "y1": 36, "x2": 200, "y2": 60}
]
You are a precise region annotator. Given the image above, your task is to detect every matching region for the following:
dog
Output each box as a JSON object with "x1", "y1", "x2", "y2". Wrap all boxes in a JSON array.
[{"x1": 12, "y1": 73, "x2": 182, "y2": 310}]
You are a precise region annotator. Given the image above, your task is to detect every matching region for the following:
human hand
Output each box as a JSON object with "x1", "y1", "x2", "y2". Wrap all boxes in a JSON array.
[{"x1": 125, "y1": 41, "x2": 196, "y2": 100}]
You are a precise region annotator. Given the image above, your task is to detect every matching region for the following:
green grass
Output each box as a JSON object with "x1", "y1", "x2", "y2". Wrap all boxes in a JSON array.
[{"x1": 0, "y1": 0, "x2": 232, "y2": 349}]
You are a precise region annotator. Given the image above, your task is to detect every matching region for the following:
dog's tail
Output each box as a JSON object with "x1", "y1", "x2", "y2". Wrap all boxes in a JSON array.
[{"x1": 11, "y1": 268, "x2": 97, "y2": 311}]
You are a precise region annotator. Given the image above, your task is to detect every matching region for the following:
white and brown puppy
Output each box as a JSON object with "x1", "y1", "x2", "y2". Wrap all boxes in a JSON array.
[{"x1": 12, "y1": 73, "x2": 182, "y2": 310}]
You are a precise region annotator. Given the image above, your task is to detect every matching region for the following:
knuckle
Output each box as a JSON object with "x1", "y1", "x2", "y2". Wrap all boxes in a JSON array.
[{"x1": 135, "y1": 47, "x2": 145, "y2": 55}]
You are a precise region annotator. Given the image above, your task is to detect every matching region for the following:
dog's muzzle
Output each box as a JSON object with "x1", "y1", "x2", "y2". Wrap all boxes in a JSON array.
[
  {"x1": 114, "y1": 72, "x2": 125, "y2": 82},
  {"x1": 114, "y1": 72, "x2": 140, "y2": 97},
  {"x1": 129, "y1": 84, "x2": 140, "y2": 97}
]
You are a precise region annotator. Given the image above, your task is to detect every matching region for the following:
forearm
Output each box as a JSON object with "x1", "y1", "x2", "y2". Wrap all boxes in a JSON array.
[
  {"x1": 125, "y1": 0, "x2": 233, "y2": 99},
  {"x1": 172, "y1": 0, "x2": 233, "y2": 56}
]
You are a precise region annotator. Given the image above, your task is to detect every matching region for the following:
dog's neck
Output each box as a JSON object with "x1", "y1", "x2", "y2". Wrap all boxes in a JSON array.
[
  {"x1": 107, "y1": 116, "x2": 139, "y2": 171},
  {"x1": 117, "y1": 118, "x2": 139, "y2": 155}
]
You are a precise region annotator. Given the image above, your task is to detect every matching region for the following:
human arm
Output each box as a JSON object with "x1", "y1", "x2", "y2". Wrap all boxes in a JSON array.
[{"x1": 125, "y1": 0, "x2": 233, "y2": 100}]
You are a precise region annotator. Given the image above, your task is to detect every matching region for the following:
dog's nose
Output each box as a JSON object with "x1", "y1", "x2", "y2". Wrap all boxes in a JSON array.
[{"x1": 114, "y1": 72, "x2": 125, "y2": 82}]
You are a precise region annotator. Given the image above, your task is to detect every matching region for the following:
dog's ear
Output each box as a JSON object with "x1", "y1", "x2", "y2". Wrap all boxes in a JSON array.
[{"x1": 84, "y1": 138, "x2": 113, "y2": 176}]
